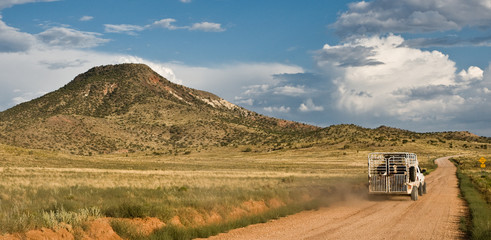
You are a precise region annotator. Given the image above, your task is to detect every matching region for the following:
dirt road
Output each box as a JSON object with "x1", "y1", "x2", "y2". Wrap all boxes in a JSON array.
[{"x1": 204, "y1": 156, "x2": 466, "y2": 240}]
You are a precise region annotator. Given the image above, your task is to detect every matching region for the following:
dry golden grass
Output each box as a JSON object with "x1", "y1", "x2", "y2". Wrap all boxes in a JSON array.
[{"x1": 0, "y1": 140, "x2": 488, "y2": 236}]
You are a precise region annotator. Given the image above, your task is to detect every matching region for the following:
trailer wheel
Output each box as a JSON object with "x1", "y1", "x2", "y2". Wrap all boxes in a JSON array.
[
  {"x1": 423, "y1": 182, "x2": 427, "y2": 194},
  {"x1": 411, "y1": 186, "x2": 418, "y2": 201},
  {"x1": 418, "y1": 183, "x2": 423, "y2": 196}
]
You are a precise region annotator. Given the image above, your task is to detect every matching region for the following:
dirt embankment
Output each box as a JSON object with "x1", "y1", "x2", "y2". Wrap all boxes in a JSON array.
[
  {"x1": 203, "y1": 156, "x2": 466, "y2": 240},
  {"x1": 0, "y1": 217, "x2": 162, "y2": 240},
  {"x1": 0, "y1": 198, "x2": 287, "y2": 240}
]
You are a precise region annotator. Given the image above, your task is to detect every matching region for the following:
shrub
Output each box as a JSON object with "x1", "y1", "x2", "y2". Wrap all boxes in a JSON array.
[
  {"x1": 242, "y1": 147, "x2": 252, "y2": 152},
  {"x1": 41, "y1": 206, "x2": 102, "y2": 229}
]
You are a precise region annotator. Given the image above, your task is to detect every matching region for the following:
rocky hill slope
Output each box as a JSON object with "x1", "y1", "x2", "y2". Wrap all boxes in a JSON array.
[{"x1": 0, "y1": 64, "x2": 316, "y2": 154}]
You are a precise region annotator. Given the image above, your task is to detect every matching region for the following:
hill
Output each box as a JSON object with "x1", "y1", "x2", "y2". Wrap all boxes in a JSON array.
[
  {"x1": 0, "y1": 64, "x2": 316, "y2": 154},
  {"x1": 0, "y1": 63, "x2": 488, "y2": 155}
]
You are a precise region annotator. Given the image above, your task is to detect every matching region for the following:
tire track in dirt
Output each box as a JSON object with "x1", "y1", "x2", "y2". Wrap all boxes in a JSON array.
[{"x1": 203, "y1": 156, "x2": 466, "y2": 240}]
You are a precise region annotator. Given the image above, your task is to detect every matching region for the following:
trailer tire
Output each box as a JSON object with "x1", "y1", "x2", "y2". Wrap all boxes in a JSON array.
[
  {"x1": 411, "y1": 186, "x2": 418, "y2": 201},
  {"x1": 418, "y1": 183, "x2": 423, "y2": 196},
  {"x1": 423, "y1": 182, "x2": 427, "y2": 194}
]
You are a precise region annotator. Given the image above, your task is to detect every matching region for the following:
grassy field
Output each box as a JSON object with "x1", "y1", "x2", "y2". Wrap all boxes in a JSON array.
[
  {"x1": 0, "y1": 141, "x2": 486, "y2": 239},
  {"x1": 451, "y1": 155, "x2": 491, "y2": 239}
]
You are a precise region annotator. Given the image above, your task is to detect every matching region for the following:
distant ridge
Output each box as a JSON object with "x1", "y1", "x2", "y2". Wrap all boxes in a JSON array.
[{"x1": 312, "y1": 124, "x2": 489, "y2": 148}]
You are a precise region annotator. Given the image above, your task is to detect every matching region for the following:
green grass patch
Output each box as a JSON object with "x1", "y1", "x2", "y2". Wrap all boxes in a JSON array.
[{"x1": 454, "y1": 158, "x2": 491, "y2": 240}]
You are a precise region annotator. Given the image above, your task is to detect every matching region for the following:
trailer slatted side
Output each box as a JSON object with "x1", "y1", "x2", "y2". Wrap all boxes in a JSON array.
[
  {"x1": 368, "y1": 152, "x2": 416, "y2": 194},
  {"x1": 369, "y1": 175, "x2": 387, "y2": 192},
  {"x1": 389, "y1": 174, "x2": 407, "y2": 192}
]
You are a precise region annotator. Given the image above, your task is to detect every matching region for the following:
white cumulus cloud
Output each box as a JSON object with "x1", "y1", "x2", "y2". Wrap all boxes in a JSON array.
[
  {"x1": 273, "y1": 85, "x2": 307, "y2": 96},
  {"x1": 234, "y1": 97, "x2": 254, "y2": 106},
  {"x1": 79, "y1": 16, "x2": 93, "y2": 21},
  {"x1": 189, "y1": 22, "x2": 225, "y2": 32},
  {"x1": 264, "y1": 106, "x2": 291, "y2": 113},
  {"x1": 458, "y1": 66, "x2": 484, "y2": 82},
  {"x1": 151, "y1": 18, "x2": 181, "y2": 30},
  {"x1": 36, "y1": 27, "x2": 109, "y2": 48},
  {"x1": 317, "y1": 34, "x2": 458, "y2": 119},
  {"x1": 104, "y1": 24, "x2": 146, "y2": 35},
  {"x1": 299, "y1": 99, "x2": 324, "y2": 112}
]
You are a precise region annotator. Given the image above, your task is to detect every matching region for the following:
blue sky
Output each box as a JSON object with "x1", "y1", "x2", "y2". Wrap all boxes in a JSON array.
[{"x1": 1, "y1": 0, "x2": 491, "y2": 136}]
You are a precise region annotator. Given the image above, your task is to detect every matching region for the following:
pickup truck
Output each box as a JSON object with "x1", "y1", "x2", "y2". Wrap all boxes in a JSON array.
[{"x1": 368, "y1": 152, "x2": 426, "y2": 200}]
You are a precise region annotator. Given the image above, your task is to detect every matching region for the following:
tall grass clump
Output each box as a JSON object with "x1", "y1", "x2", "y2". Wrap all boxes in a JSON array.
[{"x1": 41, "y1": 206, "x2": 102, "y2": 229}]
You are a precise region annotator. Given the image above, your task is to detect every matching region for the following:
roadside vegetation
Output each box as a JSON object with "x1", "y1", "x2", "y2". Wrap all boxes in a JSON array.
[{"x1": 452, "y1": 156, "x2": 491, "y2": 240}]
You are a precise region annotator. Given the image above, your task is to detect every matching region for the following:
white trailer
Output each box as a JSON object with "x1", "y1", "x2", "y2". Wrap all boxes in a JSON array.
[{"x1": 368, "y1": 152, "x2": 426, "y2": 201}]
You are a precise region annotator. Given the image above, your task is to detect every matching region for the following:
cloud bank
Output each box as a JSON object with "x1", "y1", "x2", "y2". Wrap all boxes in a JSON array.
[
  {"x1": 317, "y1": 0, "x2": 491, "y2": 135},
  {"x1": 316, "y1": 34, "x2": 491, "y2": 133},
  {"x1": 332, "y1": 0, "x2": 491, "y2": 36},
  {"x1": 318, "y1": 34, "x2": 458, "y2": 118}
]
